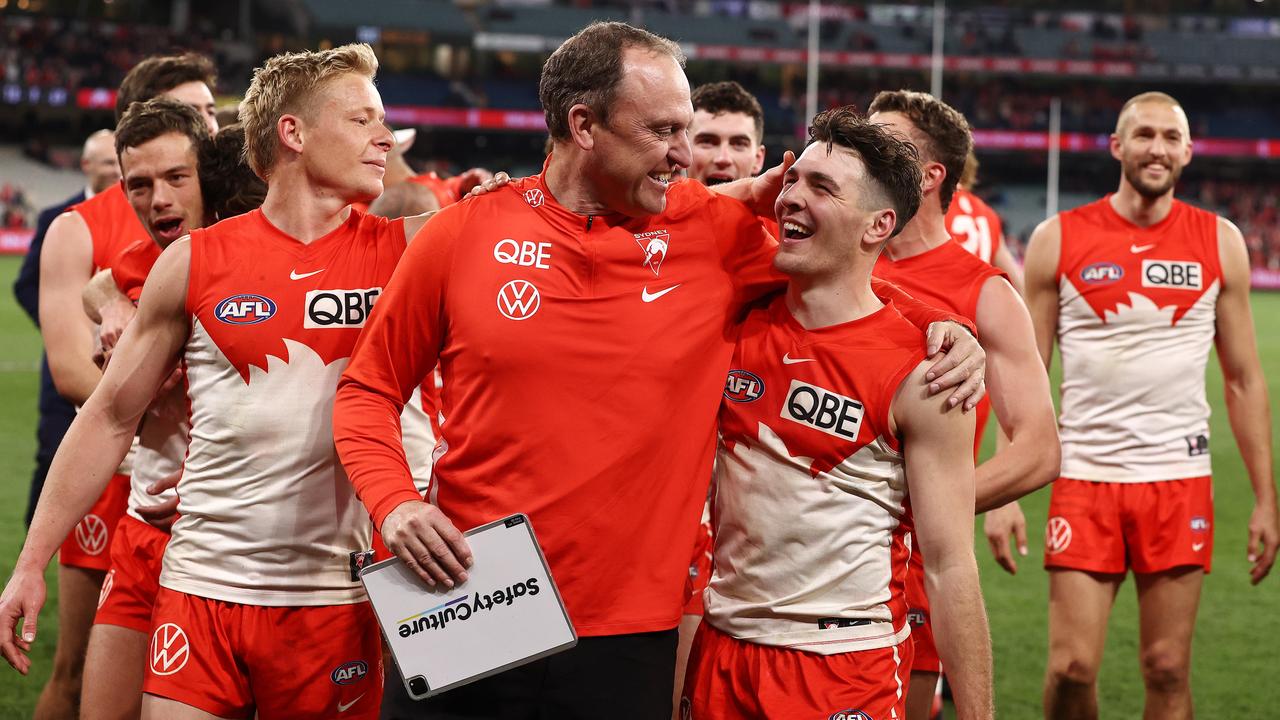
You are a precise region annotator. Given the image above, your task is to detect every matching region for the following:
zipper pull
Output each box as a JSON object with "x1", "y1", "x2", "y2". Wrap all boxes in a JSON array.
[{"x1": 586, "y1": 215, "x2": 594, "y2": 231}]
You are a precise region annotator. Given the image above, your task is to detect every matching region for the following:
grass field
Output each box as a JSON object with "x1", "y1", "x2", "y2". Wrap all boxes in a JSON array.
[{"x1": 0, "y1": 254, "x2": 1277, "y2": 717}]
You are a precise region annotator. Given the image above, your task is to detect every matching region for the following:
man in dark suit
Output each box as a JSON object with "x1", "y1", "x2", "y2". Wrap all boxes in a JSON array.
[{"x1": 12, "y1": 129, "x2": 119, "y2": 525}]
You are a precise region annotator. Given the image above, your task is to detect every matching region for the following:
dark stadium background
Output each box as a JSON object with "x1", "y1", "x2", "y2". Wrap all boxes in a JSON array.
[{"x1": 1, "y1": 0, "x2": 1278, "y2": 716}]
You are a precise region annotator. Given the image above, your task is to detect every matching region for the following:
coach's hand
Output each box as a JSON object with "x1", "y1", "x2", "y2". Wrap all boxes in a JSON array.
[
  {"x1": 983, "y1": 501, "x2": 1028, "y2": 575},
  {"x1": 136, "y1": 469, "x2": 182, "y2": 531},
  {"x1": 748, "y1": 150, "x2": 796, "y2": 217},
  {"x1": 1247, "y1": 499, "x2": 1278, "y2": 585},
  {"x1": 0, "y1": 565, "x2": 47, "y2": 675},
  {"x1": 924, "y1": 321, "x2": 986, "y2": 410},
  {"x1": 383, "y1": 501, "x2": 473, "y2": 589}
]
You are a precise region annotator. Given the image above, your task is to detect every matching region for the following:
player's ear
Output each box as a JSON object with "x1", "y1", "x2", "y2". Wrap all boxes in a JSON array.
[
  {"x1": 567, "y1": 104, "x2": 596, "y2": 152},
  {"x1": 921, "y1": 161, "x2": 946, "y2": 197},
  {"x1": 1108, "y1": 133, "x2": 1123, "y2": 162},
  {"x1": 752, "y1": 145, "x2": 766, "y2": 176},
  {"x1": 278, "y1": 113, "x2": 305, "y2": 156},
  {"x1": 866, "y1": 208, "x2": 897, "y2": 247}
]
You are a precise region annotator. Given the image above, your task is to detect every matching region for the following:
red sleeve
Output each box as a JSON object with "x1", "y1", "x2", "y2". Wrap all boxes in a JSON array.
[
  {"x1": 711, "y1": 193, "x2": 785, "y2": 309},
  {"x1": 870, "y1": 276, "x2": 977, "y2": 336},
  {"x1": 334, "y1": 207, "x2": 460, "y2": 529}
]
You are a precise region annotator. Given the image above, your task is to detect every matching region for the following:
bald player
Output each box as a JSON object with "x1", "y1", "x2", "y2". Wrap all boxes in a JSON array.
[{"x1": 1025, "y1": 91, "x2": 1277, "y2": 720}]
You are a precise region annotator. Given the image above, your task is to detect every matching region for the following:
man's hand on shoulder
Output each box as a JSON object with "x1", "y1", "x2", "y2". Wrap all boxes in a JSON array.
[
  {"x1": 382, "y1": 501, "x2": 474, "y2": 589},
  {"x1": 924, "y1": 321, "x2": 987, "y2": 410}
]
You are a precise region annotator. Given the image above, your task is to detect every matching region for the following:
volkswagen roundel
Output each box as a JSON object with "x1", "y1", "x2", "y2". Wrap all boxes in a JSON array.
[
  {"x1": 1080, "y1": 262, "x2": 1124, "y2": 285},
  {"x1": 724, "y1": 369, "x2": 765, "y2": 402},
  {"x1": 215, "y1": 294, "x2": 278, "y2": 325}
]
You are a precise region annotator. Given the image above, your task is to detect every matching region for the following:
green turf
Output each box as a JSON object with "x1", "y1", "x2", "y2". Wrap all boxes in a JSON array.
[{"x1": 0, "y1": 255, "x2": 1276, "y2": 717}]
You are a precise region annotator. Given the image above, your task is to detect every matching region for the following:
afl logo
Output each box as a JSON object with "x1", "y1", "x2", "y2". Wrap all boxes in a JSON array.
[
  {"x1": 1080, "y1": 262, "x2": 1123, "y2": 285},
  {"x1": 331, "y1": 660, "x2": 369, "y2": 685},
  {"x1": 1045, "y1": 516, "x2": 1073, "y2": 555},
  {"x1": 724, "y1": 370, "x2": 764, "y2": 402},
  {"x1": 829, "y1": 711, "x2": 872, "y2": 720},
  {"x1": 215, "y1": 294, "x2": 277, "y2": 325}
]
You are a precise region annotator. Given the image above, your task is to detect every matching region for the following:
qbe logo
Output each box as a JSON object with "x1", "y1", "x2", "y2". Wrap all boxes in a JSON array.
[
  {"x1": 149, "y1": 623, "x2": 190, "y2": 676},
  {"x1": 493, "y1": 239, "x2": 552, "y2": 269},
  {"x1": 1080, "y1": 262, "x2": 1123, "y2": 285},
  {"x1": 304, "y1": 287, "x2": 382, "y2": 329},
  {"x1": 215, "y1": 294, "x2": 276, "y2": 325},
  {"x1": 781, "y1": 379, "x2": 864, "y2": 441},
  {"x1": 496, "y1": 280, "x2": 540, "y2": 320},
  {"x1": 331, "y1": 660, "x2": 369, "y2": 685},
  {"x1": 724, "y1": 370, "x2": 764, "y2": 402},
  {"x1": 74, "y1": 513, "x2": 108, "y2": 556},
  {"x1": 1142, "y1": 260, "x2": 1202, "y2": 291},
  {"x1": 1045, "y1": 516, "x2": 1073, "y2": 555}
]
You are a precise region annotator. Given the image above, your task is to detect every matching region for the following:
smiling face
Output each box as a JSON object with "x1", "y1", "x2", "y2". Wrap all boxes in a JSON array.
[
  {"x1": 584, "y1": 47, "x2": 693, "y2": 217},
  {"x1": 293, "y1": 73, "x2": 394, "y2": 204},
  {"x1": 773, "y1": 142, "x2": 894, "y2": 279},
  {"x1": 121, "y1": 132, "x2": 204, "y2": 247},
  {"x1": 1112, "y1": 100, "x2": 1192, "y2": 200},
  {"x1": 689, "y1": 109, "x2": 764, "y2": 185}
]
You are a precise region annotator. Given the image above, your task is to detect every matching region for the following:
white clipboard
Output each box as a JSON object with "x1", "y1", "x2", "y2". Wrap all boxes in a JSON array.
[{"x1": 360, "y1": 514, "x2": 577, "y2": 699}]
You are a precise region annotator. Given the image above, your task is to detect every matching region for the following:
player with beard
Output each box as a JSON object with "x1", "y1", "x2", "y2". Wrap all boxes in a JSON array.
[
  {"x1": 0, "y1": 44, "x2": 434, "y2": 719},
  {"x1": 25, "y1": 52, "x2": 217, "y2": 720},
  {"x1": 335, "y1": 22, "x2": 986, "y2": 719},
  {"x1": 1024, "y1": 92, "x2": 1277, "y2": 720}
]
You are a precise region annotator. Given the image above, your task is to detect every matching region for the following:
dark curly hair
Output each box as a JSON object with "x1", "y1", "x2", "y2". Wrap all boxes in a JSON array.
[
  {"x1": 198, "y1": 124, "x2": 267, "y2": 221},
  {"x1": 115, "y1": 97, "x2": 209, "y2": 160},
  {"x1": 868, "y1": 90, "x2": 972, "y2": 212},
  {"x1": 691, "y1": 81, "x2": 764, "y2": 144},
  {"x1": 808, "y1": 106, "x2": 923, "y2": 238}
]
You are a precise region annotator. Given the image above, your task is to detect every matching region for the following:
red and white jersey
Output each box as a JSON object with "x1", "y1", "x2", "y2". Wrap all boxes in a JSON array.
[
  {"x1": 946, "y1": 188, "x2": 1004, "y2": 265},
  {"x1": 705, "y1": 295, "x2": 924, "y2": 655},
  {"x1": 335, "y1": 158, "x2": 963, "y2": 636},
  {"x1": 162, "y1": 208, "x2": 406, "y2": 606},
  {"x1": 873, "y1": 239, "x2": 1008, "y2": 457},
  {"x1": 1055, "y1": 197, "x2": 1221, "y2": 481}
]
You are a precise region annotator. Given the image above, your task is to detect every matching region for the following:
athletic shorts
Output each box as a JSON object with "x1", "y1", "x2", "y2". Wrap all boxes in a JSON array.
[
  {"x1": 59, "y1": 473, "x2": 130, "y2": 572},
  {"x1": 1043, "y1": 476, "x2": 1214, "y2": 575},
  {"x1": 94, "y1": 515, "x2": 169, "y2": 633},
  {"x1": 682, "y1": 622, "x2": 911, "y2": 720},
  {"x1": 682, "y1": 520, "x2": 713, "y2": 616},
  {"x1": 143, "y1": 588, "x2": 382, "y2": 719},
  {"x1": 903, "y1": 549, "x2": 939, "y2": 674}
]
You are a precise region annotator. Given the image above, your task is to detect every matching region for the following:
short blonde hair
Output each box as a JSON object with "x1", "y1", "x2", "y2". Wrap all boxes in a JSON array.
[
  {"x1": 240, "y1": 43, "x2": 379, "y2": 180},
  {"x1": 1115, "y1": 91, "x2": 1184, "y2": 136}
]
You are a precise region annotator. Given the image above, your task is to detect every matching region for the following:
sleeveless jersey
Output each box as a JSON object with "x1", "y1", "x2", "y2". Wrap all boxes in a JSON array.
[
  {"x1": 335, "y1": 157, "x2": 964, "y2": 636},
  {"x1": 705, "y1": 295, "x2": 925, "y2": 654},
  {"x1": 73, "y1": 183, "x2": 150, "y2": 274},
  {"x1": 163, "y1": 208, "x2": 406, "y2": 606},
  {"x1": 874, "y1": 239, "x2": 1008, "y2": 456},
  {"x1": 946, "y1": 188, "x2": 1004, "y2": 265},
  {"x1": 1055, "y1": 197, "x2": 1221, "y2": 481}
]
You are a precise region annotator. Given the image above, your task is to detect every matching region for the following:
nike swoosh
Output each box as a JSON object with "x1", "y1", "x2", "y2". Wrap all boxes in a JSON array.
[
  {"x1": 1192, "y1": 542, "x2": 1205, "y2": 552},
  {"x1": 1130, "y1": 243, "x2": 1155, "y2": 253},
  {"x1": 782, "y1": 353, "x2": 815, "y2": 365},
  {"x1": 290, "y1": 268, "x2": 325, "y2": 280},
  {"x1": 338, "y1": 694, "x2": 365, "y2": 713},
  {"x1": 641, "y1": 284, "x2": 681, "y2": 302}
]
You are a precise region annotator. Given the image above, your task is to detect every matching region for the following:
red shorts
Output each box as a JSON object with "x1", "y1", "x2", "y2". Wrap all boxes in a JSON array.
[
  {"x1": 94, "y1": 515, "x2": 169, "y2": 633},
  {"x1": 681, "y1": 520, "x2": 713, "y2": 616},
  {"x1": 903, "y1": 549, "x2": 939, "y2": 674},
  {"x1": 682, "y1": 622, "x2": 911, "y2": 720},
  {"x1": 1044, "y1": 476, "x2": 1214, "y2": 575},
  {"x1": 59, "y1": 473, "x2": 130, "y2": 572},
  {"x1": 143, "y1": 588, "x2": 382, "y2": 719}
]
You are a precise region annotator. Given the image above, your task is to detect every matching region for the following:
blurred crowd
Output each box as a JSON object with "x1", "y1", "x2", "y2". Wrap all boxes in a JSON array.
[
  {"x1": 1194, "y1": 180, "x2": 1280, "y2": 271},
  {"x1": 1, "y1": 183, "x2": 32, "y2": 229}
]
